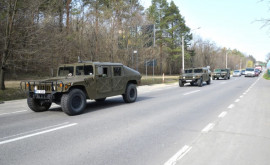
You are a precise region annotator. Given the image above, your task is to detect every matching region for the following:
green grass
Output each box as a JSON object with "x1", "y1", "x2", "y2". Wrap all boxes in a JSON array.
[{"x1": 263, "y1": 73, "x2": 270, "y2": 80}]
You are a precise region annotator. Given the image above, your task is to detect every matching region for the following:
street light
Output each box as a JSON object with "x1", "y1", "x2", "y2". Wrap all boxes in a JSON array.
[{"x1": 182, "y1": 27, "x2": 201, "y2": 73}]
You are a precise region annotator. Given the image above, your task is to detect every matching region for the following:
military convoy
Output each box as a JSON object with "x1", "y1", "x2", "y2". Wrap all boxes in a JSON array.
[
  {"x1": 21, "y1": 61, "x2": 141, "y2": 115},
  {"x1": 212, "y1": 68, "x2": 230, "y2": 80},
  {"x1": 179, "y1": 67, "x2": 211, "y2": 87}
]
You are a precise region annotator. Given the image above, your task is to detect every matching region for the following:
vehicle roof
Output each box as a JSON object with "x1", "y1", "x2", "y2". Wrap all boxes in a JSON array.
[{"x1": 59, "y1": 61, "x2": 123, "y2": 67}]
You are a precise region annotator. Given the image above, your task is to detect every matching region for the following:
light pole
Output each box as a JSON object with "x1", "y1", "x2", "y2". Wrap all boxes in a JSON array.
[{"x1": 182, "y1": 27, "x2": 201, "y2": 73}]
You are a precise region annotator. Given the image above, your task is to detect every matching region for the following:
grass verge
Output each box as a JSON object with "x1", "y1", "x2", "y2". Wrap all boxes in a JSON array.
[
  {"x1": 263, "y1": 73, "x2": 270, "y2": 80},
  {"x1": 0, "y1": 88, "x2": 26, "y2": 102},
  {"x1": 141, "y1": 75, "x2": 178, "y2": 85}
]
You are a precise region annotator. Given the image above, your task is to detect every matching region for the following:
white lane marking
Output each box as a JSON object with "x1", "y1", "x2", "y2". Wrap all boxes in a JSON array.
[
  {"x1": 0, "y1": 123, "x2": 77, "y2": 145},
  {"x1": 183, "y1": 90, "x2": 200, "y2": 96},
  {"x1": 243, "y1": 92, "x2": 247, "y2": 95},
  {"x1": 201, "y1": 123, "x2": 215, "y2": 133},
  {"x1": 240, "y1": 95, "x2": 243, "y2": 98},
  {"x1": 164, "y1": 145, "x2": 192, "y2": 165},
  {"x1": 218, "y1": 111, "x2": 227, "y2": 118},
  {"x1": 0, "y1": 110, "x2": 27, "y2": 116},
  {"x1": 235, "y1": 99, "x2": 240, "y2": 103},
  {"x1": 228, "y1": 104, "x2": 234, "y2": 109}
]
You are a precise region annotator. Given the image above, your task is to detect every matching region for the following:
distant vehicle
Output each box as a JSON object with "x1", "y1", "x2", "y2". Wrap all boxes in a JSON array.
[
  {"x1": 21, "y1": 61, "x2": 141, "y2": 115},
  {"x1": 179, "y1": 67, "x2": 211, "y2": 87},
  {"x1": 212, "y1": 68, "x2": 230, "y2": 80},
  {"x1": 233, "y1": 70, "x2": 241, "y2": 77},
  {"x1": 255, "y1": 65, "x2": 263, "y2": 73},
  {"x1": 245, "y1": 68, "x2": 255, "y2": 77},
  {"x1": 255, "y1": 69, "x2": 260, "y2": 76},
  {"x1": 241, "y1": 70, "x2": 245, "y2": 75}
]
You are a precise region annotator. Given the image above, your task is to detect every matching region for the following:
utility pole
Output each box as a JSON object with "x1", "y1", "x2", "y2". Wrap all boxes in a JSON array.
[
  {"x1": 226, "y1": 52, "x2": 228, "y2": 68},
  {"x1": 182, "y1": 36, "x2": 185, "y2": 73}
]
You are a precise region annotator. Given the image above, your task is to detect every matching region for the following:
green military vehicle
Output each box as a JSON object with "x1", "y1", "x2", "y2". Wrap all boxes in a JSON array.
[
  {"x1": 21, "y1": 61, "x2": 141, "y2": 116},
  {"x1": 212, "y1": 68, "x2": 230, "y2": 80},
  {"x1": 179, "y1": 67, "x2": 211, "y2": 87}
]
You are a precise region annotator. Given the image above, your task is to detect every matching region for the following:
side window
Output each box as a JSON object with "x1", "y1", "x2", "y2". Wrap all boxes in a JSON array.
[
  {"x1": 113, "y1": 67, "x2": 122, "y2": 76},
  {"x1": 84, "y1": 65, "x2": 93, "y2": 75},
  {"x1": 76, "y1": 65, "x2": 93, "y2": 75},
  {"x1": 103, "y1": 67, "x2": 108, "y2": 77}
]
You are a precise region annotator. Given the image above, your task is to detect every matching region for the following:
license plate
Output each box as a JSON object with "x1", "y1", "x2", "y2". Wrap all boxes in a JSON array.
[{"x1": 34, "y1": 90, "x2": 46, "y2": 94}]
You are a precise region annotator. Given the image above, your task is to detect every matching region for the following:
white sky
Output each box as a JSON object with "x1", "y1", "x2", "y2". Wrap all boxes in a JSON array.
[{"x1": 142, "y1": 0, "x2": 270, "y2": 62}]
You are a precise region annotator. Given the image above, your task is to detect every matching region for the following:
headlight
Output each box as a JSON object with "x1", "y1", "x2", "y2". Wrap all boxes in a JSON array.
[
  {"x1": 183, "y1": 76, "x2": 185, "y2": 79},
  {"x1": 34, "y1": 86, "x2": 37, "y2": 90},
  {"x1": 193, "y1": 76, "x2": 195, "y2": 79}
]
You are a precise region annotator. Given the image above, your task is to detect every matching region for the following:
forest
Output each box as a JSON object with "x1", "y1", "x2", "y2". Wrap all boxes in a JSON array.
[{"x1": 0, "y1": 0, "x2": 256, "y2": 90}]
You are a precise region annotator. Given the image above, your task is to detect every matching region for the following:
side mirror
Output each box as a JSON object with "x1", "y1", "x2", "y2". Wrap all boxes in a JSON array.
[{"x1": 97, "y1": 66, "x2": 103, "y2": 75}]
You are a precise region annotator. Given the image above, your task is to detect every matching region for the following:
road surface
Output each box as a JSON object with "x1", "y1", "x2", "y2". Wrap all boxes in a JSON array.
[{"x1": 0, "y1": 75, "x2": 269, "y2": 165}]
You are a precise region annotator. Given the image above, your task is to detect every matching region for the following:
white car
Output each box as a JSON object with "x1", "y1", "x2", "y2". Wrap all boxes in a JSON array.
[
  {"x1": 245, "y1": 68, "x2": 255, "y2": 77},
  {"x1": 233, "y1": 70, "x2": 241, "y2": 77}
]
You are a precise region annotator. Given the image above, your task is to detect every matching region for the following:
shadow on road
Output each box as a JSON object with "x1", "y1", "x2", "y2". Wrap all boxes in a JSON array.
[{"x1": 48, "y1": 96, "x2": 153, "y2": 115}]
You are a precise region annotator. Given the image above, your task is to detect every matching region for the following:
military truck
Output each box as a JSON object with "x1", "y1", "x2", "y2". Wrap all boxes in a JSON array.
[
  {"x1": 179, "y1": 67, "x2": 211, "y2": 87},
  {"x1": 21, "y1": 61, "x2": 141, "y2": 116},
  {"x1": 212, "y1": 68, "x2": 230, "y2": 80}
]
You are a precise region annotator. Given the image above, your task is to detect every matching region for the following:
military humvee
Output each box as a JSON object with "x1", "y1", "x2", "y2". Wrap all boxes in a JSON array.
[
  {"x1": 21, "y1": 61, "x2": 141, "y2": 116},
  {"x1": 179, "y1": 67, "x2": 211, "y2": 87},
  {"x1": 212, "y1": 68, "x2": 230, "y2": 80}
]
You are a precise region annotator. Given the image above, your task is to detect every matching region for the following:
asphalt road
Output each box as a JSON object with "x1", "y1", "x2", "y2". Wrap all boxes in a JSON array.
[{"x1": 0, "y1": 74, "x2": 269, "y2": 165}]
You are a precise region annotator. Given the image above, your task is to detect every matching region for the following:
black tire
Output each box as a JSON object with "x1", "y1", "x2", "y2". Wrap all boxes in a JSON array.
[
  {"x1": 197, "y1": 78, "x2": 203, "y2": 87},
  {"x1": 225, "y1": 76, "x2": 228, "y2": 80},
  {"x1": 61, "y1": 89, "x2": 86, "y2": 116},
  {"x1": 190, "y1": 82, "x2": 194, "y2": 86},
  {"x1": 217, "y1": 77, "x2": 219, "y2": 80},
  {"x1": 27, "y1": 97, "x2": 51, "y2": 112},
  {"x1": 206, "y1": 77, "x2": 211, "y2": 85},
  {"x1": 212, "y1": 77, "x2": 215, "y2": 80},
  {"x1": 228, "y1": 76, "x2": 230, "y2": 79},
  {"x1": 95, "y1": 98, "x2": 106, "y2": 102},
  {"x1": 122, "y1": 83, "x2": 137, "y2": 103},
  {"x1": 179, "y1": 80, "x2": 184, "y2": 87}
]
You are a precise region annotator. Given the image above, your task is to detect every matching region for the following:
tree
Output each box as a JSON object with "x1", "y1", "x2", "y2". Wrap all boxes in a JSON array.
[
  {"x1": 164, "y1": 1, "x2": 190, "y2": 74},
  {"x1": 1, "y1": 0, "x2": 18, "y2": 90},
  {"x1": 147, "y1": 0, "x2": 169, "y2": 74}
]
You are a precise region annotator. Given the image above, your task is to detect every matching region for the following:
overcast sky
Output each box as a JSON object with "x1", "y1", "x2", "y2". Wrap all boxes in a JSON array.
[{"x1": 141, "y1": 0, "x2": 270, "y2": 62}]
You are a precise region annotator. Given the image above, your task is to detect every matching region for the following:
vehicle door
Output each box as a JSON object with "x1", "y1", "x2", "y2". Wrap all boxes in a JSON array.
[
  {"x1": 96, "y1": 66, "x2": 112, "y2": 94},
  {"x1": 203, "y1": 69, "x2": 207, "y2": 81},
  {"x1": 112, "y1": 66, "x2": 125, "y2": 92}
]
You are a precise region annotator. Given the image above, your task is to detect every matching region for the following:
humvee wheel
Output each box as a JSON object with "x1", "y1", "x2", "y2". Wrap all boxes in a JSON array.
[
  {"x1": 27, "y1": 97, "x2": 51, "y2": 112},
  {"x1": 95, "y1": 98, "x2": 106, "y2": 102},
  {"x1": 197, "y1": 78, "x2": 203, "y2": 87},
  {"x1": 123, "y1": 83, "x2": 137, "y2": 103},
  {"x1": 61, "y1": 89, "x2": 86, "y2": 116},
  {"x1": 212, "y1": 77, "x2": 215, "y2": 80},
  {"x1": 206, "y1": 77, "x2": 211, "y2": 85},
  {"x1": 225, "y1": 76, "x2": 228, "y2": 80},
  {"x1": 179, "y1": 80, "x2": 184, "y2": 87},
  {"x1": 190, "y1": 82, "x2": 194, "y2": 86}
]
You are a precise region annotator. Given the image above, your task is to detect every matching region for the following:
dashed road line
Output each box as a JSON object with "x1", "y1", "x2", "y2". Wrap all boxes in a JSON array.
[
  {"x1": 235, "y1": 99, "x2": 240, "y2": 103},
  {"x1": 164, "y1": 145, "x2": 192, "y2": 165},
  {"x1": 201, "y1": 123, "x2": 215, "y2": 133},
  {"x1": 183, "y1": 90, "x2": 200, "y2": 96},
  {"x1": 218, "y1": 111, "x2": 227, "y2": 118},
  {"x1": 0, "y1": 123, "x2": 78, "y2": 145},
  {"x1": 0, "y1": 110, "x2": 28, "y2": 116},
  {"x1": 228, "y1": 104, "x2": 234, "y2": 109}
]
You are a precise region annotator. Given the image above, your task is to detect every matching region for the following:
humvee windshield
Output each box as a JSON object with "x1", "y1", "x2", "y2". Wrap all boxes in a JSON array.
[
  {"x1": 76, "y1": 65, "x2": 93, "y2": 75},
  {"x1": 58, "y1": 66, "x2": 74, "y2": 76},
  {"x1": 221, "y1": 69, "x2": 226, "y2": 72},
  {"x1": 185, "y1": 69, "x2": 193, "y2": 73},
  {"x1": 194, "y1": 69, "x2": 203, "y2": 73},
  {"x1": 214, "y1": 69, "x2": 221, "y2": 72}
]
